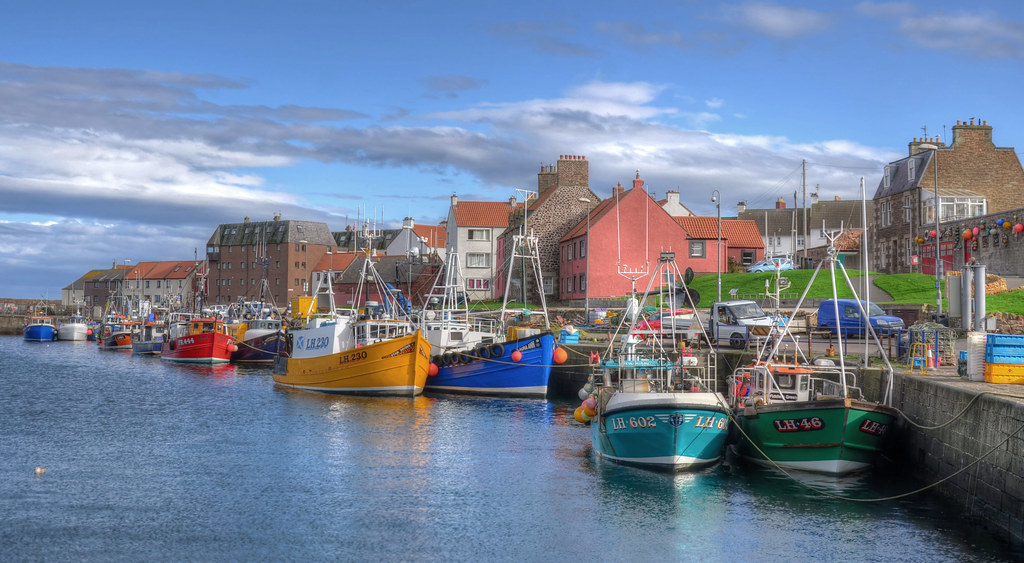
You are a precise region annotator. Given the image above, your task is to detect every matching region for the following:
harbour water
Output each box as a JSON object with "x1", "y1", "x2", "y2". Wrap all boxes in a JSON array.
[{"x1": 0, "y1": 335, "x2": 1018, "y2": 562}]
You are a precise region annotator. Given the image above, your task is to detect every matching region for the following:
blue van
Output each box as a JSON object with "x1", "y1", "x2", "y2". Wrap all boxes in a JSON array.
[{"x1": 816, "y1": 299, "x2": 904, "y2": 337}]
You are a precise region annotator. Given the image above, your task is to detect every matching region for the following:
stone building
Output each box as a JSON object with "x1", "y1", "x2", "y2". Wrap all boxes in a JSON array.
[
  {"x1": 496, "y1": 155, "x2": 598, "y2": 303},
  {"x1": 872, "y1": 118, "x2": 1024, "y2": 275}
]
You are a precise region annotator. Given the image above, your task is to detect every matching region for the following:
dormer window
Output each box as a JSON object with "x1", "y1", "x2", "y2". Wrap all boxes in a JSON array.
[
  {"x1": 908, "y1": 159, "x2": 916, "y2": 181},
  {"x1": 884, "y1": 165, "x2": 891, "y2": 188}
]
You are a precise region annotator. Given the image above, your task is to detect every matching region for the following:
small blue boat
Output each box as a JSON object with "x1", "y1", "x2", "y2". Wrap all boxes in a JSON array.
[
  {"x1": 426, "y1": 332, "x2": 555, "y2": 397},
  {"x1": 24, "y1": 316, "x2": 57, "y2": 342}
]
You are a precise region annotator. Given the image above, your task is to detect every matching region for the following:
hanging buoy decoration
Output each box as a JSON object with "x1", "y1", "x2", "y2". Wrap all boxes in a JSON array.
[
  {"x1": 589, "y1": 351, "x2": 600, "y2": 365},
  {"x1": 552, "y1": 347, "x2": 567, "y2": 364},
  {"x1": 930, "y1": 230, "x2": 937, "y2": 238},
  {"x1": 963, "y1": 229, "x2": 973, "y2": 240},
  {"x1": 1016, "y1": 223, "x2": 1024, "y2": 233},
  {"x1": 228, "y1": 343, "x2": 238, "y2": 353},
  {"x1": 584, "y1": 396, "x2": 597, "y2": 411},
  {"x1": 574, "y1": 406, "x2": 589, "y2": 423},
  {"x1": 578, "y1": 387, "x2": 589, "y2": 400},
  {"x1": 511, "y1": 350, "x2": 523, "y2": 362},
  {"x1": 997, "y1": 219, "x2": 1005, "y2": 227},
  {"x1": 973, "y1": 226, "x2": 980, "y2": 236},
  {"x1": 428, "y1": 362, "x2": 439, "y2": 376}
]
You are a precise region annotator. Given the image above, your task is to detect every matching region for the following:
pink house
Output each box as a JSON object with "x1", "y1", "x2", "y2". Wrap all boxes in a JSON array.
[{"x1": 559, "y1": 174, "x2": 693, "y2": 300}]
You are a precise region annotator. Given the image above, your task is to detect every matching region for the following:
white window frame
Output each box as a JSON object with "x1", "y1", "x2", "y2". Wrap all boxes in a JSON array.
[
  {"x1": 466, "y1": 253, "x2": 490, "y2": 268},
  {"x1": 467, "y1": 229, "x2": 490, "y2": 241}
]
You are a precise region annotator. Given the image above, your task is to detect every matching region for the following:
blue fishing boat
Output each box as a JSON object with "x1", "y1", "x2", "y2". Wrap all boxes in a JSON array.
[
  {"x1": 230, "y1": 318, "x2": 286, "y2": 363},
  {"x1": 587, "y1": 251, "x2": 728, "y2": 471},
  {"x1": 422, "y1": 222, "x2": 556, "y2": 398},
  {"x1": 24, "y1": 316, "x2": 57, "y2": 342}
]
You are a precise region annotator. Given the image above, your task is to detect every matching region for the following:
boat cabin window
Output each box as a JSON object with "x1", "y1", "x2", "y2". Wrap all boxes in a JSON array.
[{"x1": 776, "y1": 374, "x2": 795, "y2": 389}]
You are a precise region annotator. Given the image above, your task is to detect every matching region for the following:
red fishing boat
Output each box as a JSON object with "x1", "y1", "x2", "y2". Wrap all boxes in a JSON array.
[{"x1": 161, "y1": 315, "x2": 237, "y2": 364}]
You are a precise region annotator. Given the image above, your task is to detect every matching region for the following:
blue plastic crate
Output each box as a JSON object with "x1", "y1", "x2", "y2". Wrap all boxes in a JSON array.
[
  {"x1": 559, "y1": 330, "x2": 579, "y2": 344},
  {"x1": 984, "y1": 353, "x2": 1024, "y2": 365},
  {"x1": 985, "y1": 334, "x2": 1024, "y2": 346}
]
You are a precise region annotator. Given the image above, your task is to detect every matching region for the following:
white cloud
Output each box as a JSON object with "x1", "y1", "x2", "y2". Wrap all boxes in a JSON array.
[
  {"x1": 726, "y1": 2, "x2": 831, "y2": 39},
  {"x1": 705, "y1": 98, "x2": 725, "y2": 109}
]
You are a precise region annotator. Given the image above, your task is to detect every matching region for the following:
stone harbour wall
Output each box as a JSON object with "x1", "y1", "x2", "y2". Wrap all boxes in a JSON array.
[{"x1": 891, "y1": 373, "x2": 1024, "y2": 547}]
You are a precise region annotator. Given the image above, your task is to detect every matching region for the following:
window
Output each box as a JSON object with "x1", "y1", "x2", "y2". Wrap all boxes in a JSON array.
[
  {"x1": 276, "y1": 278, "x2": 280, "y2": 286},
  {"x1": 240, "y1": 279, "x2": 245, "y2": 286},
  {"x1": 741, "y1": 250, "x2": 755, "y2": 266},
  {"x1": 241, "y1": 262, "x2": 246, "y2": 270},
  {"x1": 884, "y1": 165, "x2": 891, "y2": 188},
  {"x1": 145, "y1": 281, "x2": 150, "y2": 288},
  {"x1": 580, "y1": 273, "x2": 586, "y2": 291},
  {"x1": 468, "y1": 229, "x2": 490, "y2": 241},
  {"x1": 689, "y1": 240, "x2": 705, "y2": 258},
  {"x1": 796, "y1": 236, "x2": 804, "y2": 248},
  {"x1": 571, "y1": 275, "x2": 576, "y2": 292},
  {"x1": 467, "y1": 278, "x2": 490, "y2": 290},
  {"x1": 295, "y1": 278, "x2": 300, "y2": 286},
  {"x1": 466, "y1": 253, "x2": 490, "y2": 268},
  {"x1": 229, "y1": 246, "x2": 232, "y2": 253},
  {"x1": 908, "y1": 159, "x2": 916, "y2": 181},
  {"x1": 904, "y1": 195, "x2": 912, "y2": 222},
  {"x1": 277, "y1": 244, "x2": 281, "y2": 251},
  {"x1": 297, "y1": 225, "x2": 304, "y2": 233},
  {"x1": 156, "y1": 281, "x2": 161, "y2": 288},
  {"x1": 295, "y1": 261, "x2": 300, "y2": 268},
  {"x1": 295, "y1": 244, "x2": 300, "y2": 251},
  {"x1": 543, "y1": 276, "x2": 554, "y2": 295},
  {"x1": 568, "y1": 244, "x2": 574, "y2": 261},
  {"x1": 881, "y1": 201, "x2": 892, "y2": 227},
  {"x1": 579, "y1": 239, "x2": 586, "y2": 258},
  {"x1": 276, "y1": 261, "x2": 280, "y2": 268}
]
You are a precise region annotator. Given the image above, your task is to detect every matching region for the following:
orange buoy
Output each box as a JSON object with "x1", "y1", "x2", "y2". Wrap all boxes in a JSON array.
[
  {"x1": 428, "y1": 363, "x2": 439, "y2": 376},
  {"x1": 511, "y1": 350, "x2": 523, "y2": 362},
  {"x1": 552, "y1": 347, "x2": 567, "y2": 364}
]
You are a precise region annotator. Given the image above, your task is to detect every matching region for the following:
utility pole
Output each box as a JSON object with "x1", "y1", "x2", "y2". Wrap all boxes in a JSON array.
[{"x1": 802, "y1": 159, "x2": 808, "y2": 269}]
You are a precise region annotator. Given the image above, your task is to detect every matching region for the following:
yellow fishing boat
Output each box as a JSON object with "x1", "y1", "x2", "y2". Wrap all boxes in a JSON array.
[{"x1": 273, "y1": 321, "x2": 430, "y2": 396}]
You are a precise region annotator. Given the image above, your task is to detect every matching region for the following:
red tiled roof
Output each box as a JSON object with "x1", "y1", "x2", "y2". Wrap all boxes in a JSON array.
[
  {"x1": 721, "y1": 220, "x2": 765, "y2": 248},
  {"x1": 673, "y1": 216, "x2": 722, "y2": 239},
  {"x1": 313, "y1": 251, "x2": 357, "y2": 272},
  {"x1": 412, "y1": 224, "x2": 447, "y2": 249},
  {"x1": 451, "y1": 201, "x2": 516, "y2": 228}
]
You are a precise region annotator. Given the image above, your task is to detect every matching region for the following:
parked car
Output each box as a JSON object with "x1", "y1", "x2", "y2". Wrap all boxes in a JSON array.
[
  {"x1": 637, "y1": 309, "x2": 695, "y2": 333},
  {"x1": 706, "y1": 300, "x2": 776, "y2": 349},
  {"x1": 746, "y1": 257, "x2": 796, "y2": 273},
  {"x1": 816, "y1": 299, "x2": 904, "y2": 337}
]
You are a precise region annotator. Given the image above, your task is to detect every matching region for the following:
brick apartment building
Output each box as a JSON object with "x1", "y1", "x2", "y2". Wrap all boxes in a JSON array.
[{"x1": 205, "y1": 216, "x2": 335, "y2": 308}]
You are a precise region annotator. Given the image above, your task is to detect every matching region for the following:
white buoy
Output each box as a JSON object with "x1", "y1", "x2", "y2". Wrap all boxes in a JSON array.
[{"x1": 34, "y1": 467, "x2": 45, "y2": 476}]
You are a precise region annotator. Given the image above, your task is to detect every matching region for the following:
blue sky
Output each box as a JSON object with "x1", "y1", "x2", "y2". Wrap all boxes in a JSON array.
[{"x1": 2, "y1": 1, "x2": 1024, "y2": 298}]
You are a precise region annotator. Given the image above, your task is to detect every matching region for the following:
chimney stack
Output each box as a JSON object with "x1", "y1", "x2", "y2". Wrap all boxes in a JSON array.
[
  {"x1": 450, "y1": 193, "x2": 458, "y2": 207},
  {"x1": 737, "y1": 201, "x2": 746, "y2": 214},
  {"x1": 633, "y1": 170, "x2": 643, "y2": 191},
  {"x1": 775, "y1": 197, "x2": 786, "y2": 210},
  {"x1": 612, "y1": 182, "x2": 625, "y2": 197}
]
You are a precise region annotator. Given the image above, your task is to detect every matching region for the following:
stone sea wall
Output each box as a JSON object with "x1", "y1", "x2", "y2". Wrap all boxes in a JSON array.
[{"x1": 891, "y1": 373, "x2": 1024, "y2": 547}]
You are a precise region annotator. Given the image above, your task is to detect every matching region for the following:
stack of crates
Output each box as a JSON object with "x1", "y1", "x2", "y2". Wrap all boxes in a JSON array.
[{"x1": 984, "y1": 334, "x2": 1024, "y2": 384}]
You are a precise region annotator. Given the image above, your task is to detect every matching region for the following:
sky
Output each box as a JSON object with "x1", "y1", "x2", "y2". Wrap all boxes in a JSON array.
[{"x1": 2, "y1": 0, "x2": 1024, "y2": 299}]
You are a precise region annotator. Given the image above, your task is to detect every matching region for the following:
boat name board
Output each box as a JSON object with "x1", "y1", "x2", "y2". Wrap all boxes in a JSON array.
[
  {"x1": 859, "y1": 419, "x2": 889, "y2": 437},
  {"x1": 769, "y1": 392, "x2": 798, "y2": 401},
  {"x1": 610, "y1": 415, "x2": 726, "y2": 431},
  {"x1": 296, "y1": 335, "x2": 331, "y2": 352},
  {"x1": 339, "y1": 350, "x2": 368, "y2": 365},
  {"x1": 179, "y1": 337, "x2": 196, "y2": 346},
  {"x1": 773, "y1": 417, "x2": 824, "y2": 432}
]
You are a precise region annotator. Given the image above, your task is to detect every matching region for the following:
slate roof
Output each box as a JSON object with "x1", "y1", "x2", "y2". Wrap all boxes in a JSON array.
[
  {"x1": 739, "y1": 199, "x2": 871, "y2": 234},
  {"x1": 451, "y1": 201, "x2": 517, "y2": 228},
  {"x1": 208, "y1": 219, "x2": 335, "y2": 246},
  {"x1": 872, "y1": 151, "x2": 933, "y2": 200},
  {"x1": 333, "y1": 229, "x2": 400, "y2": 251}
]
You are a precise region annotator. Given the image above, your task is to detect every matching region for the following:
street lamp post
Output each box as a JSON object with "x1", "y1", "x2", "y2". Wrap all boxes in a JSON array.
[
  {"x1": 578, "y1": 197, "x2": 592, "y2": 324},
  {"x1": 712, "y1": 190, "x2": 722, "y2": 303},
  {"x1": 918, "y1": 144, "x2": 943, "y2": 317}
]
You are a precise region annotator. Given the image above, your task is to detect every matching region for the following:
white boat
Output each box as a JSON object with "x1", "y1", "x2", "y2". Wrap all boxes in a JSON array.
[{"x1": 57, "y1": 314, "x2": 90, "y2": 341}]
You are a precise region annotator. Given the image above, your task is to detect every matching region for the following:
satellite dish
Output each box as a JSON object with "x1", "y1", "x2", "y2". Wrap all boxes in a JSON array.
[{"x1": 684, "y1": 267, "x2": 695, "y2": 285}]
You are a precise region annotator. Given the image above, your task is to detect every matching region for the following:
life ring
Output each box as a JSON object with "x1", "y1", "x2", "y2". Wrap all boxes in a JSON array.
[
  {"x1": 477, "y1": 346, "x2": 491, "y2": 359},
  {"x1": 490, "y1": 343, "x2": 505, "y2": 358}
]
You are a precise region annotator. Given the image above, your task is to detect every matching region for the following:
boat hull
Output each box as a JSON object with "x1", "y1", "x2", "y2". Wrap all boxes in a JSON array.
[
  {"x1": 132, "y1": 340, "x2": 164, "y2": 355},
  {"x1": 24, "y1": 325, "x2": 56, "y2": 342},
  {"x1": 57, "y1": 324, "x2": 89, "y2": 341},
  {"x1": 101, "y1": 332, "x2": 134, "y2": 350},
  {"x1": 733, "y1": 399, "x2": 897, "y2": 475},
  {"x1": 273, "y1": 332, "x2": 430, "y2": 396},
  {"x1": 592, "y1": 391, "x2": 731, "y2": 470},
  {"x1": 425, "y1": 333, "x2": 554, "y2": 397},
  {"x1": 161, "y1": 332, "x2": 235, "y2": 364},
  {"x1": 231, "y1": 330, "x2": 287, "y2": 363}
]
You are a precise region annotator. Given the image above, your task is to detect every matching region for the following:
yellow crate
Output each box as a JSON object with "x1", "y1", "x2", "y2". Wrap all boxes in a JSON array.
[
  {"x1": 291, "y1": 296, "x2": 315, "y2": 320},
  {"x1": 983, "y1": 362, "x2": 1024, "y2": 384}
]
